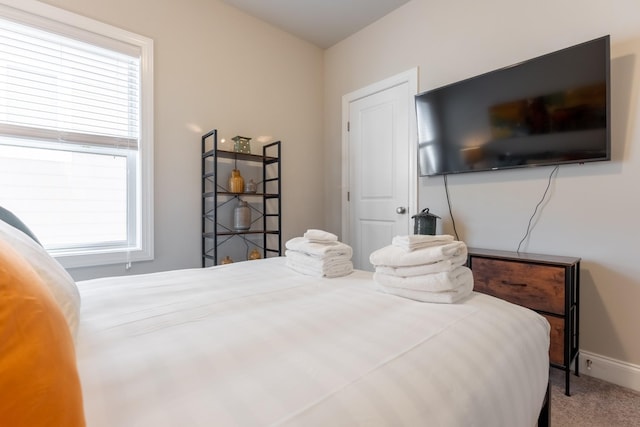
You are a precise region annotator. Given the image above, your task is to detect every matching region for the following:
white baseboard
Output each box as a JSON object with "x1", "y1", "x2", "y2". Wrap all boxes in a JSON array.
[{"x1": 577, "y1": 350, "x2": 640, "y2": 393}]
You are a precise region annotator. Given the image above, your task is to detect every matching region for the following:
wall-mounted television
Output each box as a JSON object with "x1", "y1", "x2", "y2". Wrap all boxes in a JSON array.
[{"x1": 416, "y1": 36, "x2": 610, "y2": 176}]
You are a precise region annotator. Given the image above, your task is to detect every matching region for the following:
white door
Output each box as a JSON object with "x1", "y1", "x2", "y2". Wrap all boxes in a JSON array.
[{"x1": 342, "y1": 69, "x2": 418, "y2": 271}]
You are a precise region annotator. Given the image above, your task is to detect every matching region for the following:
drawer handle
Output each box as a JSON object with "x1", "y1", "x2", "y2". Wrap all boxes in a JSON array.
[{"x1": 501, "y1": 280, "x2": 528, "y2": 287}]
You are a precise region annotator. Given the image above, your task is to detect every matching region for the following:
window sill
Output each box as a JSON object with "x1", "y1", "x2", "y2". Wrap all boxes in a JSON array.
[{"x1": 52, "y1": 246, "x2": 154, "y2": 269}]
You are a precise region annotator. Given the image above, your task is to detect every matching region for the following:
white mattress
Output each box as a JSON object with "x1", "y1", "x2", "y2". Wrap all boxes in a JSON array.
[{"x1": 75, "y1": 257, "x2": 550, "y2": 427}]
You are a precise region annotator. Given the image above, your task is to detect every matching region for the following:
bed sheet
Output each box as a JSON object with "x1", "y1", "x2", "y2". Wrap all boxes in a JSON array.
[{"x1": 75, "y1": 257, "x2": 549, "y2": 427}]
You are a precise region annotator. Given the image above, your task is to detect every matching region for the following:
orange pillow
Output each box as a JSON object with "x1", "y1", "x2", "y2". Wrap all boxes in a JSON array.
[{"x1": 0, "y1": 239, "x2": 85, "y2": 426}]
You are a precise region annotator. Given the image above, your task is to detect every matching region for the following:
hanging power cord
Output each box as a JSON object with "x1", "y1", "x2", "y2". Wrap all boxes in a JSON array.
[
  {"x1": 443, "y1": 174, "x2": 460, "y2": 241},
  {"x1": 516, "y1": 165, "x2": 560, "y2": 253}
]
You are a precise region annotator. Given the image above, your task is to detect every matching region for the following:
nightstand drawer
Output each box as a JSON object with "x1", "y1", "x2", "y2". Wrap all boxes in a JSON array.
[
  {"x1": 472, "y1": 257, "x2": 565, "y2": 314},
  {"x1": 543, "y1": 314, "x2": 565, "y2": 365}
]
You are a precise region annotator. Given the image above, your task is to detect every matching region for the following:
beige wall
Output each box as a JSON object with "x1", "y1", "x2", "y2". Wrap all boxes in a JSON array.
[
  {"x1": 325, "y1": 0, "x2": 640, "y2": 366},
  {"x1": 40, "y1": 0, "x2": 325, "y2": 280}
]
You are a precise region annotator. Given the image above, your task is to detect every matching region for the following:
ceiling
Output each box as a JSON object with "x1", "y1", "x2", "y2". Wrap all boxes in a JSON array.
[{"x1": 222, "y1": 0, "x2": 411, "y2": 49}]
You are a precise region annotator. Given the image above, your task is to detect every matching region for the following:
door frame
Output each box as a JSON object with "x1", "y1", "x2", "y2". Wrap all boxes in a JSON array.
[{"x1": 341, "y1": 68, "x2": 419, "y2": 244}]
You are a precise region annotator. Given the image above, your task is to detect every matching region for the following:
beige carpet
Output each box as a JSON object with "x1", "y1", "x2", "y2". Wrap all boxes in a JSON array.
[{"x1": 550, "y1": 368, "x2": 640, "y2": 426}]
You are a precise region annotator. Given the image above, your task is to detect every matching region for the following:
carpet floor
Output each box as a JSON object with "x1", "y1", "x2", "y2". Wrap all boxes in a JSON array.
[{"x1": 550, "y1": 368, "x2": 640, "y2": 426}]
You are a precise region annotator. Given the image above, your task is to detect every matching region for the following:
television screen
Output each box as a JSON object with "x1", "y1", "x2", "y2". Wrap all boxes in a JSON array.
[{"x1": 416, "y1": 36, "x2": 610, "y2": 176}]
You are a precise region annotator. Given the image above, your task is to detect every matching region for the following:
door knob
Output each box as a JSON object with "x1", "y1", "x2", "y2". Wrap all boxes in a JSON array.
[{"x1": 396, "y1": 206, "x2": 406, "y2": 214}]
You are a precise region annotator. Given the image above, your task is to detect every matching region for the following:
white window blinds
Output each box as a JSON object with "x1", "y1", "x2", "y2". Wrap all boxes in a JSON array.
[{"x1": 0, "y1": 16, "x2": 140, "y2": 149}]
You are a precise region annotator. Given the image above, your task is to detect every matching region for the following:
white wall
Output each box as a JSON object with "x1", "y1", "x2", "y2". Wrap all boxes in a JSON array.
[
  {"x1": 324, "y1": 0, "x2": 640, "y2": 367},
  {"x1": 40, "y1": 0, "x2": 326, "y2": 280}
]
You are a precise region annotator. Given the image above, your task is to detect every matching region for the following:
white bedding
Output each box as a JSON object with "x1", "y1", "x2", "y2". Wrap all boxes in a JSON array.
[{"x1": 76, "y1": 257, "x2": 549, "y2": 427}]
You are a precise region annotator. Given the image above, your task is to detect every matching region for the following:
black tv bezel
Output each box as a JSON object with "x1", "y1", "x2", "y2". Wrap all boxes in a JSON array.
[{"x1": 415, "y1": 35, "x2": 611, "y2": 177}]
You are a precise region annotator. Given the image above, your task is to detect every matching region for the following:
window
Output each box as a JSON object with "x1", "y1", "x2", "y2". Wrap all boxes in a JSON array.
[{"x1": 0, "y1": 0, "x2": 153, "y2": 268}]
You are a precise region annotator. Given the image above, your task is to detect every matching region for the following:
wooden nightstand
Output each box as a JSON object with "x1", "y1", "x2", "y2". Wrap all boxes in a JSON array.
[{"x1": 467, "y1": 248, "x2": 581, "y2": 396}]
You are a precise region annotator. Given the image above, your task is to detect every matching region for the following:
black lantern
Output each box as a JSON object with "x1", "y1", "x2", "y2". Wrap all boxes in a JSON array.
[{"x1": 412, "y1": 208, "x2": 440, "y2": 235}]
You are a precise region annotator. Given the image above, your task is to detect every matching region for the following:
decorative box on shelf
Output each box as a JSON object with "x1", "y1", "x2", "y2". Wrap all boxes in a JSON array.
[{"x1": 232, "y1": 136, "x2": 251, "y2": 154}]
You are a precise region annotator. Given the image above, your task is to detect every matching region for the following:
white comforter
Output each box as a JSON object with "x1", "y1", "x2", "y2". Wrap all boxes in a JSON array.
[{"x1": 76, "y1": 257, "x2": 549, "y2": 427}]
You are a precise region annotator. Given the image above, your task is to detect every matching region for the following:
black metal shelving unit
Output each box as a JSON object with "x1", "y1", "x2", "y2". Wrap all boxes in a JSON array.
[{"x1": 201, "y1": 129, "x2": 281, "y2": 266}]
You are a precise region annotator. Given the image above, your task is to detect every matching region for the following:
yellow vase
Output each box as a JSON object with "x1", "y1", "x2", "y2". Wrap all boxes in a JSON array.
[{"x1": 228, "y1": 169, "x2": 244, "y2": 193}]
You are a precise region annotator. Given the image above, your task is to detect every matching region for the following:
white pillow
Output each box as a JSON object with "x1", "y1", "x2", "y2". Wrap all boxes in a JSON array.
[{"x1": 0, "y1": 220, "x2": 81, "y2": 340}]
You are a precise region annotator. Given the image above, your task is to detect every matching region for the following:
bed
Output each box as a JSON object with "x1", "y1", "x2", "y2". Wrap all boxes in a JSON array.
[{"x1": 0, "y1": 214, "x2": 551, "y2": 427}]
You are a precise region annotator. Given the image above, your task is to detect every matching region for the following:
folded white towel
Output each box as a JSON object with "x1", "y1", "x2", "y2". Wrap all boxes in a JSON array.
[
  {"x1": 374, "y1": 266, "x2": 473, "y2": 292},
  {"x1": 285, "y1": 250, "x2": 350, "y2": 268},
  {"x1": 369, "y1": 241, "x2": 467, "y2": 267},
  {"x1": 379, "y1": 278, "x2": 473, "y2": 304},
  {"x1": 286, "y1": 255, "x2": 353, "y2": 278},
  {"x1": 375, "y1": 258, "x2": 464, "y2": 277},
  {"x1": 303, "y1": 229, "x2": 338, "y2": 243},
  {"x1": 286, "y1": 237, "x2": 353, "y2": 259},
  {"x1": 392, "y1": 234, "x2": 455, "y2": 252}
]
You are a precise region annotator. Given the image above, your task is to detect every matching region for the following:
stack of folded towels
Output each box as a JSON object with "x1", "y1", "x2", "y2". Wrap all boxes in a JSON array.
[
  {"x1": 285, "y1": 229, "x2": 354, "y2": 278},
  {"x1": 369, "y1": 234, "x2": 473, "y2": 303}
]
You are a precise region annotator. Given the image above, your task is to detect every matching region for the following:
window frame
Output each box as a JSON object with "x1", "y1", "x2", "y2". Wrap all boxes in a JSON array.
[{"x1": 0, "y1": 0, "x2": 154, "y2": 269}]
